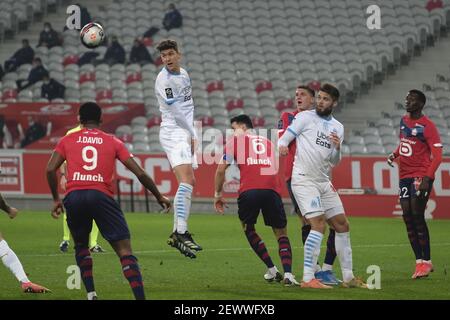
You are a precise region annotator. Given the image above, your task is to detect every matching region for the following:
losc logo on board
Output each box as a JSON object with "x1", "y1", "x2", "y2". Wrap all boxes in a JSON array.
[
  {"x1": 40, "y1": 104, "x2": 72, "y2": 113},
  {"x1": 102, "y1": 105, "x2": 128, "y2": 114}
]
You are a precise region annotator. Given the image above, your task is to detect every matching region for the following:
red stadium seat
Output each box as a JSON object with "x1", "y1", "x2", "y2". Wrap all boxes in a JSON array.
[
  {"x1": 276, "y1": 99, "x2": 294, "y2": 111},
  {"x1": 147, "y1": 116, "x2": 162, "y2": 128},
  {"x1": 226, "y1": 98, "x2": 244, "y2": 111},
  {"x1": 308, "y1": 80, "x2": 321, "y2": 91},
  {"x1": 79, "y1": 72, "x2": 96, "y2": 84},
  {"x1": 126, "y1": 72, "x2": 142, "y2": 84},
  {"x1": 198, "y1": 116, "x2": 214, "y2": 126},
  {"x1": 154, "y1": 57, "x2": 163, "y2": 66},
  {"x1": 63, "y1": 55, "x2": 79, "y2": 66},
  {"x1": 142, "y1": 37, "x2": 153, "y2": 47},
  {"x1": 255, "y1": 81, "x2": 272, "y2": 93},
  {"x1": 206, "y1": 81, "x2": 224, "y2": 93},
  {"x1": 96, "y1": 89, "x2": 113, "y2": 101},
  {"x1": 2, "y1": 89, "x2": 17, "y2": 100},
  {"x1": 118, "y1": 133, "x2": 133, "y2": 143},
  {"x1": 252, "y1": 116, "x2": 266, "y2": 128}
]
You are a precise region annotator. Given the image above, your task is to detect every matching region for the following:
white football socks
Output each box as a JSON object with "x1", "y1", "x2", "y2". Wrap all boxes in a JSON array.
[
  {"x1": 335, "y1": 232, "x2": 355, "y2": 282},
  {"x1": 269, "y1": 266, "x2": 278, "y2": 276},
  {"x1": 322, "y1": 263, "x2": 333, "y2": 272},
  {"x1": 303, "y1": 230, "x2": 323, "y2": 282},
  {"x1": 174, "y1": 183, "x2": 193, "y2": 234},
  {"x1": 87, "y1": 291, "x2": 98, "y2": 300},
  {"x1": 0, "y1": 240, "x2": 29, "y2": 283}
]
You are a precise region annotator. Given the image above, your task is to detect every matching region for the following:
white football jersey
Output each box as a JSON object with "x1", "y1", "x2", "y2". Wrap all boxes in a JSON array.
[
  {"x1": 279, "y1": 109, "x2": 344, "y2": 182},
  {"x1": 155, "y1": 67, "x2": 195, "y2": 131}
]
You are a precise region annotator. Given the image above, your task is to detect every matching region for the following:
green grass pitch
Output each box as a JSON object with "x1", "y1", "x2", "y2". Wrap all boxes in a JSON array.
[{"x1": 1, "y1": 212, "x2": 449, "y2": 300}]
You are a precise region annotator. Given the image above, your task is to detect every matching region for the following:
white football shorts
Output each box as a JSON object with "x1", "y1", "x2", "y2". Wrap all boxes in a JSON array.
[
  {"x1": 159, "y1": 126, "x2": 198, "y2": 169},
  {"x1": 291, "y1": 174, "x2": 345, "y2": 220}
]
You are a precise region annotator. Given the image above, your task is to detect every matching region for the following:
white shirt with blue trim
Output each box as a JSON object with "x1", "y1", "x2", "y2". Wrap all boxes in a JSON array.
[
  {"x1": 278, "y1": 109, "x2": 344, "y2": 182},
  {"x1": 155, "y1": 67, "x2": 196, "y2": 138}
]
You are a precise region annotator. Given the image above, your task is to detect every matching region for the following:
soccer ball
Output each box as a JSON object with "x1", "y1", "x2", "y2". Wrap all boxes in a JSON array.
[{"x1": 80, "y1": 22, "x2": 105, "y2": 48}]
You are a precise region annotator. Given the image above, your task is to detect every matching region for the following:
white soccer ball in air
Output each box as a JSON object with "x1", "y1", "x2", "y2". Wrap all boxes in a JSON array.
[{"x1": 80, "y1": 22, "x2": 105, "y2": 48}]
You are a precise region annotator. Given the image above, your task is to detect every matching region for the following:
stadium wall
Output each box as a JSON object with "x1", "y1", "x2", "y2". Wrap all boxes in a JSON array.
[{"x1": 1, "y1": 152, "x2": 449, "y2": 219}]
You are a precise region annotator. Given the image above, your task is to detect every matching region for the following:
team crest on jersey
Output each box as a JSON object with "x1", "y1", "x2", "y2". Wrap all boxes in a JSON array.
[
  {"x1": 165, "y1": 88, "x2": 174, "y2": 99},
  {"x1": 287, "y1": 113, "x2": 295, "y2": 124},
  {"x1": 278, "y1": 119, "x2": 284, "y2": 129}
]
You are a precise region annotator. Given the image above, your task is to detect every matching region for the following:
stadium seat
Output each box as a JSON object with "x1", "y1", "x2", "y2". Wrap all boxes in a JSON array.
[{"x1": 349, "y1": 143, "x2": 367, "y2": 154}]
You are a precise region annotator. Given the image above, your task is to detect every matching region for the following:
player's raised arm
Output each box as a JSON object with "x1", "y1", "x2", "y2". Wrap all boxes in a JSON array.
[
  {"x1": 329, "y1": 127, "x2": 344, "y2": 166},
  {"x1": 46, "y1": 150, "x2": 66, "y2": 218},
  {"x1": 122, "y1": 157, "x2": 171, "y2": 211}
]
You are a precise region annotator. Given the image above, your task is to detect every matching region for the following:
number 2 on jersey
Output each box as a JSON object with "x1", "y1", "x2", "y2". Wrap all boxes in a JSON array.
[{"x1": 82, "y1": 146, "x2": 98, "y2": 170}]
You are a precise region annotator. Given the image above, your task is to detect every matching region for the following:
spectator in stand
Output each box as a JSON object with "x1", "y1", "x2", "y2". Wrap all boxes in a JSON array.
[
  {"x1": 38, "y1": 22, "x2": 61, "y2": 48},
  {"x1": 129, "y1": 38, "x2": 154, "y2": 65},
  {"x1": 162, "y1": 4, "x2": 183, "y2": 31},
  {"x1": 79, "y1": 3, "x2": 92, "y2": 28},
  {"x1": 20, "y1": 117, "x2": 47, "y2": 148},
  {"x1": 4, "y1": 39, "x2": 35, "y2": 73},
  {"x1": 101, "y1": 36, "x2": 125, "y2": 65},
  {"x1": 142, "y1": 4, "x2": 183, "y2": 38},
  {"x1": 41, "y1": 74, "x2": 66, "y2": 101},
  {"x1": 16, "y1": 58, "x2": 49, "y2": 91},
  {"x1": 64, "y1": 3, "x2": 92, "y2": 31},
  {"x1": 77, "y1": 51, "x2": 100, "y2": 66},
  {"x1": 0, "y1": 65, "x2": 4, "y2": 81}
]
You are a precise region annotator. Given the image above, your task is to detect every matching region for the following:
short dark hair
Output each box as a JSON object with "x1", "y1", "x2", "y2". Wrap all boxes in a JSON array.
[
  {"x1": 230, "y1": 114, "x2": 253, "y2": 129},
  {"x1": 297, "y1": 85, "x2": 315, "y2": 97},
  {"x1": 156, "y1": 39, "x2": 179, "y2": 53},
  {"x1": 409, "y1": 89, "x2": 426, "y2": 105},
  {"x1": 319, "y1": 83, "x2": 340, "y2": 101},
  {"x1": 79, "y1": 102, "x2": 102, "y2": 124}
]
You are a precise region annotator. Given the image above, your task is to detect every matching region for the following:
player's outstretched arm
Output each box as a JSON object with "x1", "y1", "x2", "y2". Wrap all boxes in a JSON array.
[
  {"x1": 122, "y1": 157, "x2": 171, "y2": 211},
  {"x1": 0, "y1": 193, "x2": 18, "y2": 219},
  {"x1": 387, "y1": 145, "x2": 400, "y2": 167},
  {"x1": 329, "y1": 131, "x2": 342, "y2": 166},
  {"x1": 46, "y1": 151, "x2": 66, "y2": 218},
  {"x1": 59, "y1": 162, "x2": 67, "y2": 192},
  {"x1": 213, "y1": 161, "x2": 230, "y2": 214}
]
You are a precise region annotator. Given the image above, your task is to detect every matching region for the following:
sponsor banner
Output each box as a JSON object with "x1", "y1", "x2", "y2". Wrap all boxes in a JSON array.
[
  {"x1": 0, "y1": 102, "x2": 145, "y2": 149},
  {"x1": 2, "y1": 152, "x2": 449, "y2": 219},
  {"x1": 0, "y1": 151, "x2": 24, "y2": 194},
  {"x1": 332, "y1": 157, "x2": 450, "y2": 219}
]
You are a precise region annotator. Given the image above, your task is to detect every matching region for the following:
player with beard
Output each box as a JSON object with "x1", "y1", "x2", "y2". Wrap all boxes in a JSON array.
[
  {"x1": 278, "y1": 84, "x2": 367, "y2": 289},
  {"x1": 278, "y1": 85, "x2": 339, "y2": 285}
]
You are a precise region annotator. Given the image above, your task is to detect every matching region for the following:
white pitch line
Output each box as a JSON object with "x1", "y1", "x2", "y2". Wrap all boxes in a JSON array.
[{"x1": 19, "y1": 242, "x2": 450, "y2": 257}]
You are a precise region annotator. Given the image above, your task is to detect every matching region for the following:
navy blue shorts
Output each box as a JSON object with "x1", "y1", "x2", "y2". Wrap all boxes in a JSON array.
[
  {"x1": 237, "y1": 189, "x2": 287, "y2": 229},
  {"x1": 286, "y1": 179, "x2": 300, "y2": 214},
  {"x1": 399, "y1": 177, "x2": 433, "y2": 200},
  {"x1": 63, "y1": 189, "x2": 130, "y2": 243}
]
